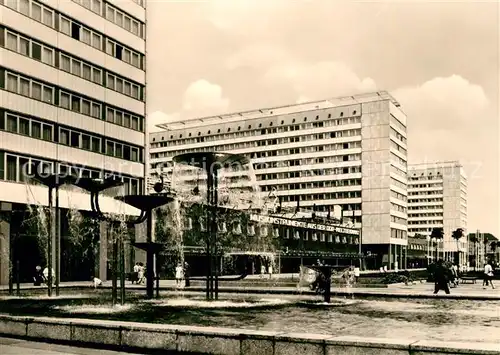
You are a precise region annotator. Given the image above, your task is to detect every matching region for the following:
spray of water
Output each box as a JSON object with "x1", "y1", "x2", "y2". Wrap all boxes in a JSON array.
[
  {"x1": 157, "y1": 156, "x2": 279, "y2": 278},
  {"x1": 24, "y1": 182, "x2": 49, "y2": 263}
]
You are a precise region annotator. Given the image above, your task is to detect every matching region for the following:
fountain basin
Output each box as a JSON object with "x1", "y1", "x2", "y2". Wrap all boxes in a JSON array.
[
  {"x1": 0, "y1": 313, "x2": 498, "y2": 355},
  {"x1": 0, "y1": 291, "x2": 498, "y2": 346}
]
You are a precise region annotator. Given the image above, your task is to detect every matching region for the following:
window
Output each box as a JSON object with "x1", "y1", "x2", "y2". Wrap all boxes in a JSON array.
[
  {"x1": 7, "y1": 73, "x2": 18, "y2": 92},
  {"x1": 19, "y1": 118, "x2": 30, "y2": 135},
  {"x1": 81, "y1": 99, "x2": 91, "y2": 115},
  {"x1": 19, "y1": 0, "x2": 30, "y2": 15},
  {"x1": 114, "y1": 111, "x2": 122, "y2": 125},
  {"x1": 92, "y1": 68, "x2": 101, "y2": 83},
  {"x1": 106, "y1": 5, "x2": 115, "y2": 21},
  {"x1": 42, "y1": 8, "x2": 54, "y2": 27},
  {"x1": 32, "y1": 121, "x2": 41, "y2": 139},
  {"x1": 71, "y1": 59, "x2": 81, "y2": 76},
  {"x1": 6, "y1": 155, "x2": 17, "y2": 181},
  {"x1": 60, "y1": 92, "x2": 70, "y2": 109},
  {"x1": 70, "y1": 131, "x2": 80, "y2": 147},
  {"x1": 31, "y1": 81, "x2": 42, "y2": 100},
  {"x1": 60, "y1": 17, "x2": 71, "y2": 35},
  {"x1": 106, "y1": 108, "x2": 114, "y2": 122},
  {"x1": 105, "y1": 40, "x2": 114, "y2": 56},
  {"x1": 0, "y1": 152, "x2": 3, "y2": 180},
  {"x1": 82, "y1": 134, "x2": 91, "y2": 150},
  {"x1": 42, "y1": 47, "x2": 53, "y2": 65},
  {"x1": 32, "y1": 3, "x2": 42, "y2": 22},
  {"x1": 19, "y1": 37, "x2": 29, "y2": 55},
  {"x1": 60, "y1": 129, "x2": 70, "y2": 145},
  {"x1": 42, "y1": 125, "x2": 52, "y2": 141},
  {"x1": 91, "y1": 103, "x2": 100, "y2": 118},
  {"x1": 20, "y1": 78, "x2": 30, "y2": 96},
  {"x1": 31, "y1": 42, "x2": 42, "y2": 60},
  {"x1": 91, "y1": 0, "x2": 101, "y2": 14},
  {"x1": 6, "y1": 114, "x2": 17, "y2": 132},
  {"x1": 6, "y1": 31, "x2": 17, "y2": 51},
  {"x1": 107, "y1": 74, "x2": 115, "y2": 90},
  {"x1": 131, "y1": 148, "x2": 138, "y2": 162},
  {"x1": 5, "y1": 0, "x2": 17, "y2": 10},
  {"x1": 82, "y1": 63, "x2": 92, "y2": 80},
  {"x1": 60, "y1": 54, "x2": 71, "y2": 72},
  {"x1": 81, "y1": 28, "x2": 91, "y2": 46},
  {"x1": 115, "y1": 144, "x2": 123, "y2": 158},
  {"x1": 91, "y1": 137, "x2": 100, "y2": 152},
  {"x1": 71, "y1": 96, "x2": 80, "y2": 112},
  {"x1": 106, "y1": 141, "x2": 114, "y2": 155},
  {"x1": 92, "y1": 32, "x2": 101, "y2": 50},
  {"x1": 43, "y1": 86, "x2": 53, "y2": 103}
]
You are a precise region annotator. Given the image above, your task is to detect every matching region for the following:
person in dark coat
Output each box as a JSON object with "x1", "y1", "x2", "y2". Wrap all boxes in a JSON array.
[
  {"x1": 184, "y1": 262, "x2": 191, "y2": 287},
  {"x1": 433, "y1": 259, "x2": 450, "y2": 294},
  {"x1": 33, "y1": 265, "x2": 43, "y2": 286}
]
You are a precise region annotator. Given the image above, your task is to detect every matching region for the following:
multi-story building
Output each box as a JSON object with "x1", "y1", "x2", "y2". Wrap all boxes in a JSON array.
[
  {"x1": 408, "y1": 161, "x2": 468, "y2": 265},
  {"x1": 149, "y1": 91, "x2": 409, "y2": 270},
  {"x1": 0, "y1": 0, "x2": 146, "y2": 284}
]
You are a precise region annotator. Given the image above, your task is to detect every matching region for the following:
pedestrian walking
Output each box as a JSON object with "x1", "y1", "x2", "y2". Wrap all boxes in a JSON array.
[
  {"x1": 138, "y1": 262, "x2": 145, "y2": 284},
  {"x1": 175, "y1": 263, "x2": 184, "y2": 289},
  {"x1": 483, "y1": 261, "x2": 495, "y2": 289},
  {"x1": 433, "y1": 259, "x2": 450, "y2": 294},
  {"x1": 184, "y1": 262, "x2": 190, "y2": 287}
]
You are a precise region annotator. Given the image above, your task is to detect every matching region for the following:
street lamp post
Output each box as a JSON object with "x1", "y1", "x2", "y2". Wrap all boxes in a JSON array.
[
  {"x1": 426, "y1": 235, "x2": 431, "y2": 266},
  {"x1": 431, "y1": 237, "x2": 436, "y2": 262}
]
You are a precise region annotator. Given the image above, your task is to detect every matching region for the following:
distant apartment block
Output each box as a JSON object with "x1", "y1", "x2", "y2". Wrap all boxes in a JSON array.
[{"x1": 408, "y1": 161, "x2": 468, "y2": 264}]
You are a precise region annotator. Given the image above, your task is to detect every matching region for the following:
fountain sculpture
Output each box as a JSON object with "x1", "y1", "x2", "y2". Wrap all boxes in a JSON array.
[
  {"x1": 74, "y1": 177, "x2": 175, "y2": 300},
  {"x1": 170, "y1": 152, "x2": 276, "y2": 301}
]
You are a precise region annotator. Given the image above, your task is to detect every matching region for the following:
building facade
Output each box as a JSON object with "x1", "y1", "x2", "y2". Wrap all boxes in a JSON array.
[
  {"x1": 0, "y1": 0, "x2": 146, "y2": 284},
  {"x1": 408, "y1": 161, "x2": 468, "y2": 265},
  {"x1": 150, "y1": 91, "x2": 409, "y2": 270}
]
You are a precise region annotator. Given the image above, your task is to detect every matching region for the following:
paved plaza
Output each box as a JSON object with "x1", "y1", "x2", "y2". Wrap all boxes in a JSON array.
[{"x1": 1, "y1": 277, "x2": 498, "y2": 300}]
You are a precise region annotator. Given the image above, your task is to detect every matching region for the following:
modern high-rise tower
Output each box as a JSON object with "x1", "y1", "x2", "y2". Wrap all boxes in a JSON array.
[{"x1": 0, "y1": 0, "x2": 146, "y2": 284}]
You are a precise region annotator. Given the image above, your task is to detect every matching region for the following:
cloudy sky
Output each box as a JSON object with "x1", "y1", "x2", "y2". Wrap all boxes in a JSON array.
[{"x1": 146, "y1": 0, "x2": 499, "y2": 236}]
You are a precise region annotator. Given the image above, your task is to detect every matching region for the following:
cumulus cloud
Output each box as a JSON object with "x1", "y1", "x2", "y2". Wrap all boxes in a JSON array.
[
  {"x1": 392, "y1": 75, "x2": 491, "y2": 162},
  {"x1": 393, "y1": 75, "x2": 489, "y2": 130},
  {"x1": 182, "y1": 79, "x2": 229, "y2": 113},
  {"x1": 148, "y1": 79, "x2": 229, "y2": 132}
]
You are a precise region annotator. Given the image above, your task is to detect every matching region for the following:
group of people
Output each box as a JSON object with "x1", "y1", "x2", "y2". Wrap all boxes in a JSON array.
[
  {"x1": 33, "y1": 265, "x2": 54, "y2": 286},
  {"x1": 431, "y1": 259, "x2": 495, "y2": 294},
  {"x1": 131, "y1": 262, "x2": 146, "y2": 284},
  {"x1": 175, "y1": 262, "x2": 191, "y2": 289}
]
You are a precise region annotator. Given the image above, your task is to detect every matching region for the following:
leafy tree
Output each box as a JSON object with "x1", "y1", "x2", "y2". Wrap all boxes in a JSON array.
[{"x1": 430, "y1": 227, "x2": 444, "y2": 259}]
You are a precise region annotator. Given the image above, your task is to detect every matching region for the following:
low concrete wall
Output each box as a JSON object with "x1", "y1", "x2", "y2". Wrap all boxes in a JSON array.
[{"x1": 0, "y1": 314, "x2": 498, "y2": 355}]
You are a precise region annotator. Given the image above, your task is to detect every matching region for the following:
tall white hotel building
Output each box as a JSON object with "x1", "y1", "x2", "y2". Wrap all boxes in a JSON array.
[
  {"x1": 408, "y1": 161, "x2": 468, "y2": 264},
  {"x1": 0, "y1": 0, "x2": 146, "y2": 284},
  {"x1": 150, "y1": 91, "x2": 409, "y2": 270}
]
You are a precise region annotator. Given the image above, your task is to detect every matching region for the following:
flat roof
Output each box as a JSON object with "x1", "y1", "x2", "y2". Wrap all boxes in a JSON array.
[
  {"x1": 156, "y1": 91, "x2": 400, "y2": 131},
  {"x1": 408, "y1": 161, "x2": 463, "y2": 169}
]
